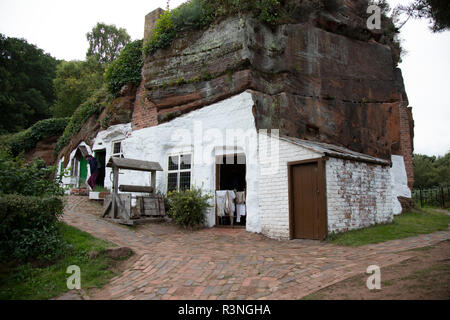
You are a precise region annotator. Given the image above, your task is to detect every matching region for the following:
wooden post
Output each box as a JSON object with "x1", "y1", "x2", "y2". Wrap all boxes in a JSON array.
[
  {"x1": 111, "y1": 165, "x2": 119, "y2": 219},
  {"x1": 150, "y1": 170, "x2": 156, "y2": 194}
]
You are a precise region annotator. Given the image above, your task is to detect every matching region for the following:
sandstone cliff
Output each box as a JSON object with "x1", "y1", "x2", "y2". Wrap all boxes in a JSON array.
[
  {"x1": 58, "y1": 0, "x2": 414, "y2": 186},
  {"x1": 138, "y1": 1, "x2": 412, "y2": 164}
]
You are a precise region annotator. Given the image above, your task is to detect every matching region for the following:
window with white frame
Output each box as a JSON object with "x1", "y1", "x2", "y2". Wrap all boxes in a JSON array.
[
  {"x1": 167, "y1": 154, "x2": 192, "y2": 192},
  {"x1": 111, "y1": 140, "x2": 124, "y2": 158}
]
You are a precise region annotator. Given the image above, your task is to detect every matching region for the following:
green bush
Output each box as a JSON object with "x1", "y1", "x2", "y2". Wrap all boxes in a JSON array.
[
  {"x1": 0, "y1": 150, "x2": 64, "y2": 197},
  {"x1": 54, "y1": 86, "x2": 113, "y2": 155},
  {"x1": 167, "y1": 187, "x2": 213, "y2": 228},
  {"x1": 105, "y1": 40, "x2": 144, "y2": 96},
  {"x1": 0, "y1": 195, "x2": 65, "y2": 262},
  {"x1": 144, "y1": 9, "x2": 178, "y2": 56},
  {"x1": 2, "y1": 118, "x2": 70, "y2": 157}
]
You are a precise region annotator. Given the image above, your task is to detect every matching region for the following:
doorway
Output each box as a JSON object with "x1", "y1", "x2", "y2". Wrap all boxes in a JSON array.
[
  {"x1": 94, "y1": 150, "x2": 106, "y2": 188},
  {"x1": 215, "y1": 154, "x2": 246, "y2": 227},
  {"x1": 288, "y1": 159, "x2": 327, "y2": 240},
  {"x1": 79, "y1": 157, "x2": 87, "y2": 186}
]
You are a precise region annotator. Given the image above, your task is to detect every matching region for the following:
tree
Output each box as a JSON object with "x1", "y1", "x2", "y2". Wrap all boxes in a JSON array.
[
  {"x1": 413, "y1": 152, "x2": 450, "y2": 188},
  {"x1": 51, "y1": 57, "x2": 105, "y2": 118},
  {"x1": 396, "y1": 0, "x2": 450, "y2": 32},
  {"x1": 0, "y1": 34, "x2": 58, "y2": 134},
  {"x1": 105, "y1": 40, "x2": 143, "y2": 96},
  {"x1": 86, "y1": 23, "x2": 131, "y2": 64}
]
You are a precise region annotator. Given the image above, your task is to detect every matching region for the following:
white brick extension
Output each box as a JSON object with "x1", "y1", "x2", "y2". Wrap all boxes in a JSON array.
[{"x1": 257, "y1": 133, "x2": 393, "y2": 240}]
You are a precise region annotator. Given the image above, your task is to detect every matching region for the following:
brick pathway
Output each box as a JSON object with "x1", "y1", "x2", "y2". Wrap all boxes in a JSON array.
[{"x1": 62, "y1": 196, "x2": 450, "y2": 300}]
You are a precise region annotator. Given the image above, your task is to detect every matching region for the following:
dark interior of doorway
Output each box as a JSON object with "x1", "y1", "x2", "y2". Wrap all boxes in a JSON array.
[
  {"x1": 217, "y1": 154, "x2": 246, "y2": 227},
  {"x1": 94, "y1": 150, "x2": 106, "y2": 188}
]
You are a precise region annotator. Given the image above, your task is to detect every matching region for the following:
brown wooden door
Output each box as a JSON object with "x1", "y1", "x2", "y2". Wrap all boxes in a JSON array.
[{"x1": 290, "y1": 161, "x2": 326, "y2": 240}]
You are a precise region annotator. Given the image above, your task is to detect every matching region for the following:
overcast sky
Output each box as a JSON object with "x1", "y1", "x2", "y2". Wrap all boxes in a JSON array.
[{"x1": 0, "y1": 0, "x2": 448, "y2": 157}]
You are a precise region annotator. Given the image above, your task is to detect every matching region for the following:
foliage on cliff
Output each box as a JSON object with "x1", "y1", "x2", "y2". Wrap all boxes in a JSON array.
[
  {"x1": 54, "y1": 86, "x2": 113, "y2": 155},
  {"x1": 1, "y1": 118, "x2": 69, "y2": 157},
  {"x1": 105, "y1": 40, "x2": 143, "y2": 96}
]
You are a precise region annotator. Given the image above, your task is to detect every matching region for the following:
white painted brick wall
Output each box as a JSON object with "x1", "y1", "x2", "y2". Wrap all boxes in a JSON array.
[
  {"x1": 326, "y1": 158, "x2": 393, "y2": 233},
  {"x1": 258, "y1": 134, "x2": 321, "y2": 240},
  {"x1": 258, "y1": 135, "x2": 393, "y2": 239}
]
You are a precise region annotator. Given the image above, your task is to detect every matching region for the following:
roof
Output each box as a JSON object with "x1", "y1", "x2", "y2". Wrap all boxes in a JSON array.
[
  {"x1": 75, "y1": 145, "x2": 90, "y2": 158},
  {"x1": 106, "y1": 157, "x2": 163, "y2": 172},
  {"x1": 279, "y1": 135, "x2": 391, "y2": 166}
]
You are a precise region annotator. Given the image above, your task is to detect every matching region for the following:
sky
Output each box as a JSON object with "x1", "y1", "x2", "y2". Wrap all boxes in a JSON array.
[{"x1": 0, "y1": 0, "x2": 448, "y2": 157}]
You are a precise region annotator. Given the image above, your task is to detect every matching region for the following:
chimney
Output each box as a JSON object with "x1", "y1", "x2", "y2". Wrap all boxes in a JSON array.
[{"x1": 144, "y1": 8, "x2": 165, "y2": 41}]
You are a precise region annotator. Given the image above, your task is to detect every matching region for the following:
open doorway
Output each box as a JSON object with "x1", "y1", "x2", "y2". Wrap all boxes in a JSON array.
[
  {"x1": 215, "y1": 154, "x2": 247, "y2": 227},
  {"x1": 94, "y1": 149, "x2": 106, "y2": 188}
]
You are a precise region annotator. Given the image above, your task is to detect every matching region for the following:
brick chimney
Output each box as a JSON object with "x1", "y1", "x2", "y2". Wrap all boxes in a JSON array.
[{"x1": 144, "y1": 8, "x2": 165, "y2": 41}]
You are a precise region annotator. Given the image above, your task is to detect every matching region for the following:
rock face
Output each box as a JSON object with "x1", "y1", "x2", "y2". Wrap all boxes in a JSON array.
[
  {"x1": 59, "y1": 1, "x2": 414, "y2": 189},
  {"x1": 24, "y1": 135, "x2": 60, "y2": 165},
  {"x1": 397, "y1": 196, "x2": 416, "y2": 213},
  {"x1": 59, "y1": 86, "x2": 137, "y2": 167},
  {"x1": 140, "y1": 7, "x2": 412, "y2": 168}
]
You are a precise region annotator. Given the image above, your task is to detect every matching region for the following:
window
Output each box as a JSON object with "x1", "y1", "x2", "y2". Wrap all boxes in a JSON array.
[
  {"x1": 167, "y1": 154, "x2": 192, "y2": 192},
  {"x1": 112, "y1": 140, "x2": 124, "y2": 158}
]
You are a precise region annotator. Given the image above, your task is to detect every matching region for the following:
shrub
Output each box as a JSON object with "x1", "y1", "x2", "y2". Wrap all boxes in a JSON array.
[
  {"x1": 54, "y1": 86, "x2": 113, "y2": 155},
  {"x1": 0, "y1": 149, "x2": 65, "y2": 263},
  {"x1": 105, "y1": 40, "x2": 144, "y2": 96},
  {"x1": 3, "y1": 118, "x2": 70, "y2": 157},
  {"x1": 144, "y1": 9, "x2": 177, "y2": 56},
  {"x1": 0, "y1": 194, "x2": 65, "y2": 262},
  {"x1": 172, "y1": 0, "x2": 215, "y2": 31},
  {"x1": 0, "y1": 150, "x2": 64, "y2": 197},
  {"x1": 167, "y1": 187, "x2": 213, "y2": 228}
]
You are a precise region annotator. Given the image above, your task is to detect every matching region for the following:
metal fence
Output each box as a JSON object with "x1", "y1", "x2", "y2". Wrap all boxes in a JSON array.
[{"x1": 412, "y1": 186, "x2": 450, "y2": 208}]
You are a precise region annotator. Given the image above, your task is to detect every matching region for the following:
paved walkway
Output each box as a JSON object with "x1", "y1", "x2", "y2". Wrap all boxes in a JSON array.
[{"x1": 62, "y1": 196, "x2": 450, "y2": 300}]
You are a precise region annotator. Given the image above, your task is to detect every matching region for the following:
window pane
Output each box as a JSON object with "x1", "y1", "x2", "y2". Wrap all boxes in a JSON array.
[
  {"x1": 180, "y1": 154, "x2": 191, "y2": 170},
  {"x1": 180, "y1": 172, "x2": 191, "y2": 191},
  {"x1": 113, "y1": 142, "x2": 121, "y2": 155},
  {"x1": 168, "y1": 173, "x2": 178, "y2": 192},
  {"x1": 168, "y1": 156, "x2": 179, "y2": 171}
]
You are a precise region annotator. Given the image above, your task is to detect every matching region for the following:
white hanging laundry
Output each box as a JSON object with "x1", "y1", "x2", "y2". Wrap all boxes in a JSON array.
[
  {"x1": 216, "y1": 191, "x2": 227, "y2": 217},
  {"x1": 237, "y1": 204, "x2": 246, "y2": 217},
  {"x1": 227, "y1": 190, "x2": 236, "y2": 216}
]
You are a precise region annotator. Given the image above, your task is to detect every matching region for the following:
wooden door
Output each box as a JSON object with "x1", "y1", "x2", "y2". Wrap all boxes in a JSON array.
[
  {"x1": 79, "y1": 157, "x2": 88, "y2": 185},
  {"x1": 290, "y1": 161, "x2": 326, "y2": 240}
]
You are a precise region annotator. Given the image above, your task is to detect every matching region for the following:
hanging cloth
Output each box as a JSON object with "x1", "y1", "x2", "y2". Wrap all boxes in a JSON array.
[
  {"x1": 225, "y1": 190, "x2": 236, "y2": 218},
  {"x1": 235, "y1": 192, "x2": 246, "y2": 205},
  {"x1": 216, "y1": 191, "x2": 227, "y2": 217},
  {"x1": 235, "y1": 191, "x2": 246, "y2": 222}
]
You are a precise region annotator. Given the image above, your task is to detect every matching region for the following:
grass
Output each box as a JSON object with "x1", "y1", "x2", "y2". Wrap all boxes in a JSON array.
[
  {"x1": 327, "y1": 208, "x2": 450, "y2": 246},
  {"x1": 0, "y1": 223, "x2": 128, "y2": 300}
]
